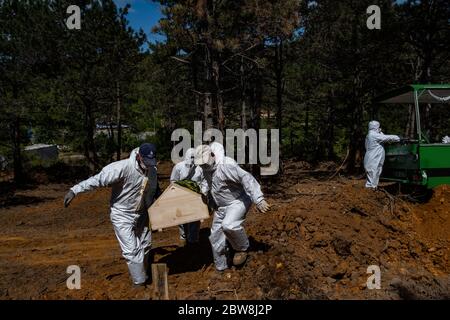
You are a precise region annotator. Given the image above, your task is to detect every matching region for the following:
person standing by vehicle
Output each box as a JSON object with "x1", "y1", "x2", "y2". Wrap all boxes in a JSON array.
[{"x1": 364, "y1": 121, "x2": 400, "y2": 189}]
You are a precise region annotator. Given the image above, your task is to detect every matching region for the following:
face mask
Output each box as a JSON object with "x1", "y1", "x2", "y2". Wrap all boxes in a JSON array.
[
  {"x1": 194, "y1": 146, "x2": 215, "y2": 169},
  {"x1": 138, "y1": 159, "x2": 148, "y2": 170},
  {"x1": 186, "y1": 156, "x2": 194, "y2": 167},
  {"x1": 137, "y1": 155, "x2": 154, "y2": 170}
]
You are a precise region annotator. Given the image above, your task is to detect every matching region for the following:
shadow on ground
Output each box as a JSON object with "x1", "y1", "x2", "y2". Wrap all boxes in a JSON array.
[
  {"x1": 152, "y1": 228, "x2": 213, "y2": 275},
  {"x1": 151, "y1": 229, "x2": 271, "y2": 275},
  {"x1": 0, "y1": 195, "x2": 55, "y2": 208}
]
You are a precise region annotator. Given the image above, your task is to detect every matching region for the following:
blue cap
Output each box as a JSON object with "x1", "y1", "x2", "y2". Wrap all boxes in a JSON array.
[{"x1": 139, "y1": 143, "x2": 157, "y2": 166}]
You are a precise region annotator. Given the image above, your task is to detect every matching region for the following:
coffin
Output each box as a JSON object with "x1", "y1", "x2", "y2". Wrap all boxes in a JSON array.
[{"x1": 148, "y1": 183, "x2": 209, "y2": 231}]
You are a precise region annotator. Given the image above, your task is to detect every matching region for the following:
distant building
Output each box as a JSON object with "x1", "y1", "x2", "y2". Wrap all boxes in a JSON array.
[
  {"x1": 24, "y1": 144, "x2": 58, "y2": 161},
  {"x1": 136, "y1": 131, "x2": 156, "y2": 140},
  {"x1": 95, "y1": 123, "x2": 131, "y2": 137}
]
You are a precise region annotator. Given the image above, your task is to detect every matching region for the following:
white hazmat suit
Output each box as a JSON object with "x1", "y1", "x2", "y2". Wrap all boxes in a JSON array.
[
  {"x1": 196, "y1": 142, "x2": 266, "y2": 271},
  {"x1": 70, "y1": 148, "x2": 159, "y2": 285},
  {"x1": 170, "y1": 148, "x2": 205, "y2": 243},
  {"x1": 363, "y1": 121, "x2": 400, "y2": 189}
]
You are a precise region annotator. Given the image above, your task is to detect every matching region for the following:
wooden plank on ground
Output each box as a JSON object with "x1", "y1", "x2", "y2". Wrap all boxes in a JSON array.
[{"x1": 151, "y1": 263, "x2": 169, "y2": 300}]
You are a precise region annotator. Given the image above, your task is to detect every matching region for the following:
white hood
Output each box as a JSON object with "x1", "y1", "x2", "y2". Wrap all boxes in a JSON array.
[
  {"x1": 184, "y1": 148, "x2": 195, "y2": 166},
  {"x1": 210, "y1": 142, "x2": 225, "y2": 165},
  {"x1": 368, "y1": 120, "x2": 380, "y2": 132}
]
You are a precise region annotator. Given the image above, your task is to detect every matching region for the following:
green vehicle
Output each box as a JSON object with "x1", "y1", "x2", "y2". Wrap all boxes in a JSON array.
[{"x1": 375, "y1": 84, "x2": 450, "y2": 189}]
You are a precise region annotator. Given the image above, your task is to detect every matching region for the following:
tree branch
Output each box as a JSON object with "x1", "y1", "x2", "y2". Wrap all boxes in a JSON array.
[{"x1": 171, "y1": 56, "x2": 191, "y2": 64}]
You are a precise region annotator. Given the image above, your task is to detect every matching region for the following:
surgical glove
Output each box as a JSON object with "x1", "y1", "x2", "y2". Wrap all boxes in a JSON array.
[
  {"x1": 257, "y1": 199, "x2": 270, "y2": 213},
  {"x1": 64, "y1": 190, "x2": 75, "y2": 207}
]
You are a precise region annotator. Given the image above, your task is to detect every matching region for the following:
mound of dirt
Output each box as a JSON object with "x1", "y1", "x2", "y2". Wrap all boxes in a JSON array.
[
  {"x1": 413, "y1": 185, "x2": 450, "y2": 243},
  {"x1": 224, "y1": 180, "x2": 449, "y2": 300}
]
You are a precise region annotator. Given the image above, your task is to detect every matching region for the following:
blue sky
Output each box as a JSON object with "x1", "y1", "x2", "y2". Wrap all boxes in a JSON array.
[{"x1": 113, "y1": 0, "x2": 165, "y2": 44}]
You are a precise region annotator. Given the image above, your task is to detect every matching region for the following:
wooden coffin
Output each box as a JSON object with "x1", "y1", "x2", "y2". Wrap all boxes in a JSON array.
[{"x1": 148, "y1": 183, "x2": 209, "y2": 231}]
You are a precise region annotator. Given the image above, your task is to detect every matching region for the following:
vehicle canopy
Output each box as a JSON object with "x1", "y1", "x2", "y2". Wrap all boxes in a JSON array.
[
  {"x1": 375, "y1": 84, "x2": 450, "y2": 144},
  {"x1": 375, "y1": 84, "x2": 450, "y2": 104}
]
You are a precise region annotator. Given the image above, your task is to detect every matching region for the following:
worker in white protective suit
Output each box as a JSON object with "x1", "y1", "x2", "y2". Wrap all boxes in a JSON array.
[
  {"x1": 442, "y1": 136, "x2": 450, "y2": 144},
  {"x1": 194, "y1": 142, "x2": 270, "y2": 271},
  {"x1": 63, "y1": 143, "x2": 160, "y2": 286},
  {"x1": 170, "y1": 148, "x2": 206, "y2": 245},
  {"x1": 364, "y1": 121, "x2": 400, "y2": 189}
]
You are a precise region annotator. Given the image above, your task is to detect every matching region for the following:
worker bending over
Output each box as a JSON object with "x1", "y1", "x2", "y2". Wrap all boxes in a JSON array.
[{"x1": 64, "y1": 143, "x2": 160, "y2": 286}]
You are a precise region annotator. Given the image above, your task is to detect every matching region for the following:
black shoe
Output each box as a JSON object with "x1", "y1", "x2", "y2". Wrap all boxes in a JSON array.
[
  {"x1": 132, "y1": 282, "x2": 147, "y2": 289},
  {"x1": 233, "y1": 251, "x2": 248, "y2": 267}
]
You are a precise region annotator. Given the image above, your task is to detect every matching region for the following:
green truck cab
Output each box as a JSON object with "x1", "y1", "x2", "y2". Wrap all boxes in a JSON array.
[{"x1": 375, "y1": 84, "x2": 450, "y2": 188}]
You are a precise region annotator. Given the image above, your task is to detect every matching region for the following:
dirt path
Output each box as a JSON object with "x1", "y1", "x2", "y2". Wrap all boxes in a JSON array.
[{"x1": 0, "y1": 163, "x2": 448, "y2": 300}]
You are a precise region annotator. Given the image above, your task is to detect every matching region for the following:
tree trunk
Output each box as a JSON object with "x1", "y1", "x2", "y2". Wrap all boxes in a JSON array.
[
  {"x1": 275, "y1": 39, "x2": 284, "y2": 144},
  {"x1": 346, "y1": 16, "x2": 364, "y2": 174},
  {"x1": 314, "y1": 123, "x2": 324, "y2": 161},
  {"x1": 250, "y1": 72, "x2": 263, "y2": 179},
  {"x1": 109, "y1": 120, "x2": 115, "y2": 163},
  {"x1": 241, "y1": 100, "x2": 247, "y2": 130},
  {"x1": 84, "y1": 101, "x2": 99, "y2": 171},
  {"x1": 346, "y1": 95, "x2": 364, "y2": 174},
  {"x1": 249, "y1": 71, "x2": 262, "y2": 132},
  {"x1": 290, "y1": 129, "x2": 294, "y2": 152},
  {"x1": 212, "y1": 58, "x2": 224, "y2": 132},
  {"x1": 191, "y1": 53, "x2": 201, "y2": 121},
  {"x1": 116, "y1": 81, "x2": 122, "y2": 161},
  {"x1": 12, "y1": 115, "x2": 23, "y2": 184},
  {"x1": 325, "y1": 87, "x2": 336, "y2": 160},
  {"x1": 420, "y1": 60, "x2": 432, "y2": 136},
  {"x1": 304, "y1": 103, "x2": 309, "y2": 138},
  {"x1": 11, "y1": 85, "x2": 23, "y2": 184},
  {"x1": 204, "y1": 48, "x2": 214, "y2": 130},
  {"x1": 240, "y1": 57, "x2": 247, "y2": 130}
]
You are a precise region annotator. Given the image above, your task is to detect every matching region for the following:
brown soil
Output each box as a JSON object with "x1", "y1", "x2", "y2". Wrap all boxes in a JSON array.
[{"x1": 0, "y1": 161, "x2": 448, "y2": 300}]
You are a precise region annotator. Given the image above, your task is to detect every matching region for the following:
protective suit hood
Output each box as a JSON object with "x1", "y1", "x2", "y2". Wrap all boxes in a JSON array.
[
  {"x1": 210, "y1": 142, "x2": 225, "y2": 165},
  {"x1": 184, "y1": 148, "x2": 195, "y2": 161},
  {"x1": 200, "y1": 142, "x2": 264, "y2": 207},
  {"x1": 130, "y1": 147, "x2": 138, "y2": 161},
  {"x1": 194, "y1": 144, "x2": 214, "y2": 167},
  {"x1": 183, "y1": 148, "x2": 195, "y2": 166},
  {"x1": 131, "y1": 147, "x2": 146, "y2": 173},
  {"x1": 368, "y1": 121, "x2": 380, "y2": 132},
  {"x1": 171, "y1": 147, "x2": 207, "y2": 193}
]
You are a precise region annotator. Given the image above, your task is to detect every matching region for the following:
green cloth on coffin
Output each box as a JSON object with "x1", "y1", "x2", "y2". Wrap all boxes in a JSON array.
[{"x1": 174, "y1": 179, "x2": 201, "y2": 194}]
